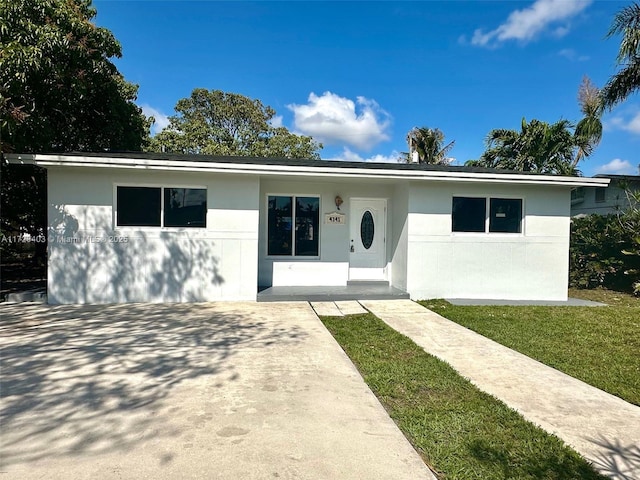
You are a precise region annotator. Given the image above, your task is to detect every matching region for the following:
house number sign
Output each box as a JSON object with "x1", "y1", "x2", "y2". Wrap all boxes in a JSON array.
[{"x1": 324, "y1": 212, "x2": 346, "y2": 225}]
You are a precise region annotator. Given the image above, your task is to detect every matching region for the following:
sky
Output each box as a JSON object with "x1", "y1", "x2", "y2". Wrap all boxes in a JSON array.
[{"x1": 94, "y1": 0, "x2": 640, "y2": 177}]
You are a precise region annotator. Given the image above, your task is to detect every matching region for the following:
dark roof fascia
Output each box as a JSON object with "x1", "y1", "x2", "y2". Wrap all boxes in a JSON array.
[
  {"x1": 594, "y1": 174, "x2": 640, "y2": 181},
  {"x1": 53, "y1": 150, "x2": 553, "y2": 177}
]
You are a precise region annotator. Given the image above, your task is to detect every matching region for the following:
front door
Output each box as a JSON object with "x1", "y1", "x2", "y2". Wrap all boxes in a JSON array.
[{"x1": 349, "y1": 198, "x2": 387, "y2": 280}]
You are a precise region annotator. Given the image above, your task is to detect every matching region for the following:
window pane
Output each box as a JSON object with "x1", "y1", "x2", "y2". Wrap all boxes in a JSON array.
[
  {"x1": 595, "y1": 187, "x2": 606, "y2": 203},
  {"x1": 268, "y1": 196, "x2": 292, "y2": 255},
  {"x1": 452, "y1": 197, "x2": 486, "y2": 232},
  {"x1": 360, "y1": 210, "x2": 374, "y2": 250},
  {"x1": 164, "y1": 188, "x2": 207, "y2": 227},
  {"x1": 571, "y1": 187, "x2": 585, "y2": 202},
  {"x1": 489, "y1": 198, "x2": 522, "y2": 233},
  {"x1": 295, "y1": 197, "x2": 319, "y2": 256},
  {"x1": 117, "y1": 186, "x2": 161, "y2": 226}
]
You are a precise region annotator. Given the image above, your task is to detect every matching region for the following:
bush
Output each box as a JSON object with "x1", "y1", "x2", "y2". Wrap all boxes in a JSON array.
[{"x1": 570, "y1": 213, "x2": 640, "y2": 293}]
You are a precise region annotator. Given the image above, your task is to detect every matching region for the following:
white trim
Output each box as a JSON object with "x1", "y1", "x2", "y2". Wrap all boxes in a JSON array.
[{"x1": 7, "y1": 153, "x2": 612, "y2": 188}]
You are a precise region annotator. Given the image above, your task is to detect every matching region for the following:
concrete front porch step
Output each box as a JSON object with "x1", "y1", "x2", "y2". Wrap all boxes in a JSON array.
[{"x1": 257, "y1": 285, "x2": 409, "y2": 302}]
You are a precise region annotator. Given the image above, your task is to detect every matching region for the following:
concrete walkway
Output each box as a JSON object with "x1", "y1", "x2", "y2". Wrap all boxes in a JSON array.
[
  {"x1": 361, "y1": 299, "x2": 640, "y2": 480},
  {"x1": 0, "y1": 301, "x2": 435, "y2": 480},
  {"x1": 310, "y1": 300, "x2": 368, "y2": 317}
]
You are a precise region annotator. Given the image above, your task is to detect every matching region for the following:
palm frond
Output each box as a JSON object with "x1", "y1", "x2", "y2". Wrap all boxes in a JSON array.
[
  {"x1": 607, "y1": 2, "x2": 640, "y2": 39},
  {"x1": 601, "y1": 62, "x2": 640, "y2": 109},
  {"x1": 603, "y1": 2, "x2": 640, "y2": 108}
]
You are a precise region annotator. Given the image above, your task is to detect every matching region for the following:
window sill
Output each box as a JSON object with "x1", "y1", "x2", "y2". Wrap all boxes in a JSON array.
[
  {"x1": 451, "y1": 232, "x2": 525, "y2": 237},
  {"x1": 266, "y1": 255, "x2": 321, "y2": 260},
  {"x1": 114, "y1": 226, "x2": 208, "y2": 233}
]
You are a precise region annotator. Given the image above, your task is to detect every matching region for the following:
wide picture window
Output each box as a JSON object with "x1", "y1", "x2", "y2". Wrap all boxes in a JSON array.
[
  {"x1": 268, "y1": 195, "x2": 319, "y2": 256},
  {"x1": 452, "y1": 196, "x2": 522, "y2": 234},
  {"x1": 117, "y1": 186, "x2": 206, "y2": 228}
]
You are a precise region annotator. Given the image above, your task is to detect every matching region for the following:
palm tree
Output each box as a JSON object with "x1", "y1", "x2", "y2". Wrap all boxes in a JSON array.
[
  {"x1": 467, "y1": 118, "x2": 579, "y2": 175},
  {"x1": 601, "y1": 2, "x2": 640, "y2": 109},
  {"x1": 574, "y1": 76, "x2": 603, "y2": 164},
  {"x1": 405, "y1": 127, "x2": 454, "y2": 164}
]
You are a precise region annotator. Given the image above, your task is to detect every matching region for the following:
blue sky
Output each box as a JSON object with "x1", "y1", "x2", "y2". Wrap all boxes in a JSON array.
[{"x1": 94, "y1": 0, "x2": 640, "y2": 176}]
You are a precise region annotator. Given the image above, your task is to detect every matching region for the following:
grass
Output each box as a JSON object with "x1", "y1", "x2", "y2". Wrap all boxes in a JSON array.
[
  {"x1": 420, "y1": 289, "x2": 639, "y2": 406},
  {"x1": 568, "y1": 287, "x2": 639, "y2": 307},
  {"x1": 321, "y1": 313, "x2": 607, "y2": 480}
]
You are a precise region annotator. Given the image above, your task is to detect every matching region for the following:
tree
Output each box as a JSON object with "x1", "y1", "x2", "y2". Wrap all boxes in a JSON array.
[
  {"x1": 466, "y1": 118, "x2": 580, "y2": 175},
  {"x1": 574, "y1": 76, "x2": 603, "y2": 163},
  {"x1": 0, "y1": 0, "x2": 150, "y2": 153},
  {"x1": 404, "y1": 127, "x2": 454, "y2": 164},
  {"x1": 147, "y1": 89, "x2": 322, "y2": 159},
  {"x1": 601, "y1": 2, "x2": 640, "y2": 109},
  {"x1": 0, "y1": 0, "x2": 149, "y2": 270}
]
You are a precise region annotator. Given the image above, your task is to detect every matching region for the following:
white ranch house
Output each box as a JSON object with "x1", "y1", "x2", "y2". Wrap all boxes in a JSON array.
[{"x1": 9, "y1": 152, "x2": 609, "y2": 304}]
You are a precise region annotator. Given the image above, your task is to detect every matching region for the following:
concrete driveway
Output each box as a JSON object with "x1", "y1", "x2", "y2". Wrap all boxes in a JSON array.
[{"x1": 0, "y1": 301, "x2": 434, "y2": 479}]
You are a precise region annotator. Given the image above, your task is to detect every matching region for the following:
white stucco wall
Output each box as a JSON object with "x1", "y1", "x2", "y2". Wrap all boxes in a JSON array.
[
  {"x1": 257, "y1": 178, "x2": 396, "y2": 287},
  {"x1": 46, "y1": 164, "x2": 576, "y2": 303},
  {"x1": 406, "y1": 182, "x2": 571, "y2": 301},
  {"x1": 390, "y1": 184, "x2": 409, "y2": 291},
  {"x1": 47, "y1": 167, "x2": 259, "y2": 304}
]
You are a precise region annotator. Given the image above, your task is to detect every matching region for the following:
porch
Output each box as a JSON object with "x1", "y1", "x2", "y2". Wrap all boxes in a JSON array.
[{"x1": 257, "y1": 281, "x2": 410, "y2": 302}]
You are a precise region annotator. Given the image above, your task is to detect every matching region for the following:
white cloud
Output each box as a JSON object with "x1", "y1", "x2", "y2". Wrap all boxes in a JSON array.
[
  {"x1": 288, "y1": 92, "x2": 391, "y2": 150},
  {"x1": 331, "y1": 147, "x2": 402, "y2": 163},
  {"x1": 552, "y1": 25, "x2": 570, "y2": 38},
  {"x1": 471, "y1": 0, "x2": 592, "y2": 47},
  {"x1": 557, "y1": 48, "x2": 589, "y2": 62},
  {"x1": 596, "y1": 159, "x2": 638, "y2": 175},
  {"x1": 141, "y1": 104, "x2": 171, "y2": 136},
  {"x1": 608, "y1": 111, "x2": 640, "y2": 135},
  {"x1": 269, "y1": 115, "x2": 283, "y2": 128}
]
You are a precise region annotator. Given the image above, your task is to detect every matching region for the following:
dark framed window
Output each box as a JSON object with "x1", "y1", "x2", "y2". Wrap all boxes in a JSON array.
[
  {"x1": 268, "y1": 196, "x2": 293, "y2": 255},
  {"x1": 571, "y1": 187, "x2": 585, "y2": 203},
  {"x1": 452, "y1": 197, "x2": 486, "y2": 232},
  {"x1": 295, "y1": 197, "x2": 320, "y2": 256},
  {"x1": 117, "y1": 187, "x2": 161, "y2": 226},
  {"x1": 116, "y1": 186, "x2": 206, "y2": 228},
  {"x1": 268, "y1": 195, "x2": 319, "y2": 256},
  {"x1": 452, "y1": 196, "x2": 523, "y2": 234},
  {"x1": 595, "y1": 187, "x2": 606, "y2": 203},
  {"x1": 489, "y1": 198, "x2": 522, "y2": 233},
  {"x1": 164, "y1": 188, "x2": 207, "y2": 227}
]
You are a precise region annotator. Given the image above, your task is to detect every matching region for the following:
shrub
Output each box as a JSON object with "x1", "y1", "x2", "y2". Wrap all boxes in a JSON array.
[{"x1": 569, "y1": 213, "x2": 640, "y2": 293}]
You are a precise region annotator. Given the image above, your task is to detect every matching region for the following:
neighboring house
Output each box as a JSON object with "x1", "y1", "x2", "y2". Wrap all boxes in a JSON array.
[
  {"x1": 571, "y1": 174, "x2": 640, "y2": 216},
  {"x1": 8, "y1": 152, "x2": 609, "y2": 304}
]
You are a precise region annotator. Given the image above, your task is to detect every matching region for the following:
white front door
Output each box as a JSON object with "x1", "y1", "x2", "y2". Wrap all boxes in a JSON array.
[{"x1": 349, "y1": 198, "x2": 387, "y2": 280}]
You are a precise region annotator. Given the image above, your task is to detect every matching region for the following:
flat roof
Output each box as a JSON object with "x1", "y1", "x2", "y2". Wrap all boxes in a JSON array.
[
  {"x1": 594, "y1": 174, "x2": 640, "y2": 181},
  {"x1": 6, "y1": 152, "x2": 611, "y2": 187}
]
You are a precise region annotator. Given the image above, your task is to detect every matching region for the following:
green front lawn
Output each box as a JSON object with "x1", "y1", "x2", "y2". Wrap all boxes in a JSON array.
[
  {"x1": 421, "y1": 289, "x2": 639, "y2": 406},
  {"x1": 321, "y1": 313, "x2": 606, "y2": 479}
]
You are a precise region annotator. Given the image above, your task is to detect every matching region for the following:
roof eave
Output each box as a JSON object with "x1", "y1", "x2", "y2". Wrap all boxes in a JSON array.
[{"x1": 6, "y1": 153, "x2": 611, "y2": 187}]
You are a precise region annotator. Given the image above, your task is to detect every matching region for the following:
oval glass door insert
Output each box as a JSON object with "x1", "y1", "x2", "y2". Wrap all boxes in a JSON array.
[{"x1": 360, "y1": 210, "x2": 375, "y2": 249}]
